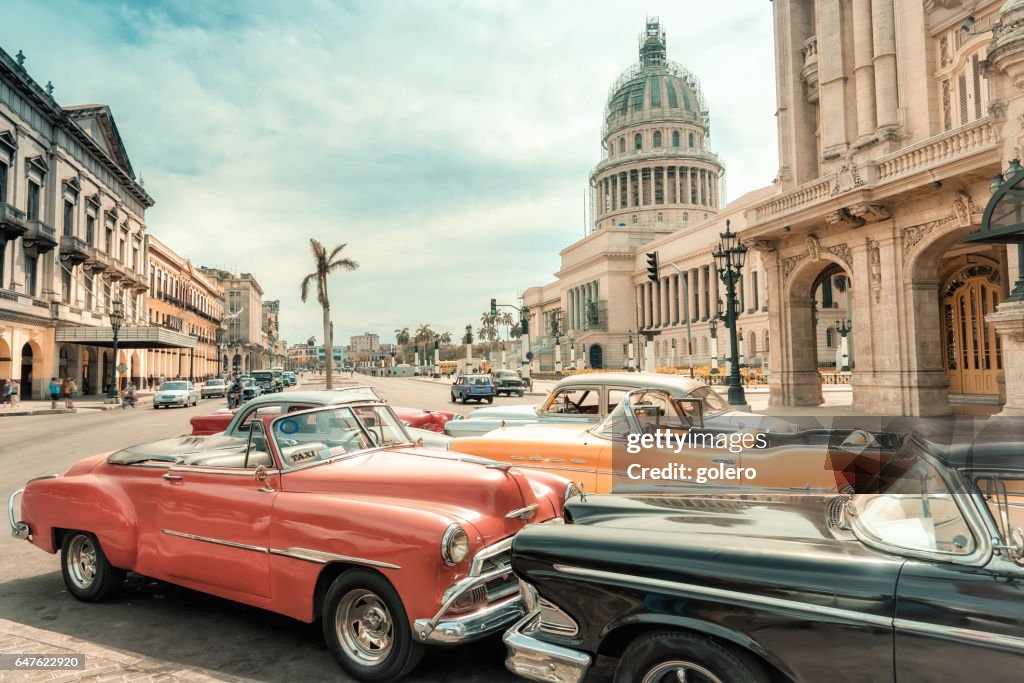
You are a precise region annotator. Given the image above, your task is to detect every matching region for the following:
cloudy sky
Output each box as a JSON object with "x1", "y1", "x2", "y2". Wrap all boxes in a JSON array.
[{"x1": 6, "y1": 0, "x2": 778, "y2": 346}]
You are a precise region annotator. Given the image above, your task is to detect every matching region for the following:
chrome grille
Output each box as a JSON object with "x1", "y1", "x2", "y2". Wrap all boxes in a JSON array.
[{"x1": 826, "y1": 495, "x2": 852, "y2": 531}]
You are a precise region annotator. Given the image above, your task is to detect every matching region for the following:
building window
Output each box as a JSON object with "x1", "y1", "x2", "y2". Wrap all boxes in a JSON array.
[
  {"x1": 61, "y1": 267, "x2": 72, "y2": 303},
  {"x1": 688, "y1": 132, "x2": 694, "y2": 148},
  {"x1": 86, "y1": 215, "x2": 95, "y2": 244},
  {"x1": 27, "y1": 181, "x2": 40, "y2": 220},
  {"x1": 653, "y1": 131, "x2": 662, "y2": 147},
  {"x1": 937, "y1": 36, "x2": 988, "y2": 131},
  {"x1": 25, "y1": 254, "x2": 37, "y2": 296},
  {"x1": 683, "y1": 211, "x2": 689, "y2": 221},
  {"x1": 619, "y1": 138, "x2": 625, "y2": 154},
  {"x1": 657, "y1": 212, "x2": 663, "y2": 222},
  {"x1": 672, "y1": 131, "x2": 680, "y2": 147},
  {"x1": 0, "y1": 161, "x2": 7, "y2": 203},
  {"x1": 105, "y1": 226, "x2": 113, "y2": 254},
  {"x1": 752, "y1": 271, "x2": 759, "y2": 310},
  {"x1": 634, "y1": 133, "x2": 642, "y2": 150},
  {"x1": 63, "y1": 200, "x2": 75, "y2": 237},
  {"x1": 631, "y1": 215, "x2": 639, "y2": 224},
  {"x1": 826, "y1": 328, "x2": 834, "y2": 348}
]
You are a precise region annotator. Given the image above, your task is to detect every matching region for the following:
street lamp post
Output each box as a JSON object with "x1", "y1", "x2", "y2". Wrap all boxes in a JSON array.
[
  {"x1": 709, "y1": 307, "x2": 720, "y2": 375},
  {"x1": 713, "y1": 220, "x2": 749, "y2": 408},
  {"x1": 626, "y1": 330, "x2": 634, "y2": 370},
  {"x1": 835, "y1": 318, "x2": 852, "y2": 372},
  {"x1": 106, "y1": 298, "x2": 124, "y2": 400}
]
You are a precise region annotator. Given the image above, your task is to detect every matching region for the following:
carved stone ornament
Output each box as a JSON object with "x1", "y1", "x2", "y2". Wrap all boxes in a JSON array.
[
  {"x1": 830, "y1": 160, "x2": 867, "y2": 196},
  {"x1": 825, "y1": 208, "x2": 866, "y2": 228},
  {"x1": 805, "y1": 234, "x2": 822, "y2": 262},
  {"x1": 923, "y1": 0, "x2": 967, "y2": 10},
  {"x1": 901, "y1": 214, "x2": 958, "y2": 264},
  {"x1": 867, "y1": 237, "x2": 882, "y2": 303},
  {"x1": 848, "y1": 202, "x2": 891, "y2": 223},
  {"x1": 783, "y1": 252, "x2": 808, "y2": 282},
  {"x1": 952, "y1": 188, "x2": 983, "y2": 227},
  {"x1": 825, "y1": 243, "x2": 853, "y2": 270},
  {"x1": 745, "y1": 239, "x2": 777, "y2": 253}
]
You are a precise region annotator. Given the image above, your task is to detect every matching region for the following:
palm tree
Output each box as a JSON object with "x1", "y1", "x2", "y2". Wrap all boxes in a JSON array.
[
  {"x1": 300, "y1": 239, "x2": 359, "y2": 389},
  {"x1": 395, "y1": 327, "x2": 410, "y2": 362},
  {"x1": 438, "y1": 331, "x2": 452, "y2": 345}
]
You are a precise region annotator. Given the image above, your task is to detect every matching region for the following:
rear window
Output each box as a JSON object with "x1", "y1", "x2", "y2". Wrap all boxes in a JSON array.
[
  {"x1": 207, "y1": 379, "x2": 225, "y2": 386},
  {"x1": 252, "y1": 372, "x2": 272, "y2": 379},
  {"x1": 161, "y1": 382, "x2": 188, "y2": 391}
]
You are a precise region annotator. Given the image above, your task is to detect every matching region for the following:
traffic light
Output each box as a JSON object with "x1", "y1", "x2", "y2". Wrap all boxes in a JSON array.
[
  {"x1": 520, "y1": 314, "x2": 529, "y2": 335},
  {"x1": 646, "y1": 252, "x2": 659, "y2": 283},
  {"x1": 434, "y1": 340, "x2": 439, "y2": 350},
  {"x1": 490, "y1": 298, "x2": 497, "y2": 315}
]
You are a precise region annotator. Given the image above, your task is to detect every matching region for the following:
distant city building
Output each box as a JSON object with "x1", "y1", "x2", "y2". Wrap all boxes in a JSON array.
[
  {"x1": 200, "y1": 268, "x2": 265, "y2": 373},
  {"x1": 350, "y1": 332, "x2": 380, "y2": 353},
  {"x1": 287, "y1": 341, "x2": 316, "y2": 370},
  {"x1": 316, "y1": 344, "x2": 345, "y2": 367},
  {"x1": 146, "y1": 236, "x2": 223, "y2": 381}
]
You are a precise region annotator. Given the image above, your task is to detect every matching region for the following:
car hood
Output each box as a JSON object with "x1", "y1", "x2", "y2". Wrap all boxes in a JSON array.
[
  {"x1": 465, "y1": 404, "x2": 539, "y2": 420},
  {"x1": 282, "y1": 447, "x2": 544, "y2": 544}
]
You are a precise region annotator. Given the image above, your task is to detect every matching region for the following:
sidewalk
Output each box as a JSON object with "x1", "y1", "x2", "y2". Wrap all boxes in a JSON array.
[{"x1": 0, "y1": 392, "x2": 155, "y2": 417}]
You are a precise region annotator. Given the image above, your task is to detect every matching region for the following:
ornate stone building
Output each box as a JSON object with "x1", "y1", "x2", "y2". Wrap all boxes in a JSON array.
[
  {"x1": 523, "y1": 5, "x2": 1024, "y2": 416},
  {"x1": 0, "y1": 46, "x2": 186, "y2": 398},
  {"x1": 200, "y1": 267, "x2": 266, "y2": 374}
]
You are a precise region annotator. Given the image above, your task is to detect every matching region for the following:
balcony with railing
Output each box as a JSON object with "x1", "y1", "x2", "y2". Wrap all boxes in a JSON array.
[
  {"x1": 59, "y1": 235, "x2": 90, "y2": 266},
  {"x1": 23, "y1": 219, "x2": 57, "y2": 256},
  {"x1": 0, "y1": 202, "x2": 27, "y2": 242}
]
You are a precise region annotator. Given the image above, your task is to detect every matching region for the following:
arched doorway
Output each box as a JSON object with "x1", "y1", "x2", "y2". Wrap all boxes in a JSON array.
[
  {"x1": 0, "y1": 336, "x2": 11, "y2": 382},
  {"x1": 130, "y1": 351, "x2": 141, "y2": 388},
  {"x1": 21, "y1": 342, "x2": 40, "y2": 399},
  {"x1": 941, "y1": 262, "x2": 1002, "y2": 395},
  {"x1": 82, "y1": 349, "x2": 92, "y2": 395},
  {"x1": 232, "y1": 354, "x2": 242, "y2": 374},
  {"x1": 589, "y1": 344, "x2": 603, "y2": 369}
]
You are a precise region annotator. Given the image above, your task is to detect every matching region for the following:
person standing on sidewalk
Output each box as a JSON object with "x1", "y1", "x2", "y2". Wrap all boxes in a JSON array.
[
  {"x1": 9, "y1": 379, "x2": 19, "y2": 408},
  {"x1": 64, "y1": 377, "x2": 77, "y2": 409},
  {"x1": 1, "y1": 380, "x2": 11, "y2": 409},
  {"x1": 49, "y1": 378, "x2": 61, "y2": 409}
]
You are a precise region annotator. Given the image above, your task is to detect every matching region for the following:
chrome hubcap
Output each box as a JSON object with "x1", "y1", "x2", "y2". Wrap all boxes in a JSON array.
[
  {"x1": 66, "y1": 535, "x2": 98, "y2": 590},
  {"x1": 335, "y1": 589, "x2": 394, "y2": 666},
  {"x1": 642, "y1": 660, "x2": 723, "y2": 683}
]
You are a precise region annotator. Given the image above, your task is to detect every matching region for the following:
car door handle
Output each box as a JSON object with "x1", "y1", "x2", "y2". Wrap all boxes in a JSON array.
[
  {"x1": 257, "y1": 486, "x2": 275, "y2": 493},
  {"x1": 162, "y1": 473, "x2": 183, "y2": 481},
  {"x1": 711, "y1": 458, "x2": 736, "y2": 465}
]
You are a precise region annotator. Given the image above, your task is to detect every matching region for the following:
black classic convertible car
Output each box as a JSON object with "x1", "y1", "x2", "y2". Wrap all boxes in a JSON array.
[{"x1": 503, "y1": 424, "x2": 1024, "y2": 683}]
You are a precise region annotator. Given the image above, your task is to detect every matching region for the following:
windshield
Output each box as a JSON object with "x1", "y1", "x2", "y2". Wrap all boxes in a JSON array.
[
  {"x1": 271, "y1": 404, "x2": 413, "y2": 467},
  {"x1": 207, "y1": 379, "x2": 224, "y2": 386},
  {"x1": 161, "y1": 382, "x2": 188, "y2": 391},
  {"x1": 468, "y1": 376, "x2": 491, "y2": 385},
  {"x1": 686, "y1": 385, "x2": 730, "y2": 417},
  {"x1": 252, "y1": 371, "x2": 272, "y2": 379},
  {"x1": 847, "y1": 450, "x2": 975, "y2": 556}
]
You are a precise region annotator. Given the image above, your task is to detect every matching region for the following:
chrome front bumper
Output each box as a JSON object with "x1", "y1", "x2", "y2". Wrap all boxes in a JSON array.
[
  {"x1": 504, "y1": 612, "x2": 592, "y2": 683},
  {"x1": 8, "y1": 475, "x2": 60, "y2": 539}
]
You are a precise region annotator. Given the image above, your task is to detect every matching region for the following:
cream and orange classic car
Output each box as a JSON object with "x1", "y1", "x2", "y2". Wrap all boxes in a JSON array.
[{"x1": 452, "y1": 388, "x2": 880, "y2": 494}]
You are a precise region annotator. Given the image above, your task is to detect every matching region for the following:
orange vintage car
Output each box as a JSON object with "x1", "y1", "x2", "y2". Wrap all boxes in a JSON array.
[
  {"x1": 9, "y1": 401, "x2": 574, "y2": 683},
  {"x1": 451, "y1": 388, "x2": 869, "y2": 495}
]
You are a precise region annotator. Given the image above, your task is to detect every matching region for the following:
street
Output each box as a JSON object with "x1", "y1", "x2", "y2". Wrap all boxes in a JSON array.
[{"x1": 0, "y1": 376, "x2": 612, "y2": 683}]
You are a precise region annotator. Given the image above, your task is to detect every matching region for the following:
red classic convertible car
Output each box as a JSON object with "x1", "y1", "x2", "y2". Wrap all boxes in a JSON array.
[
  {"x1": 191, "y1": 386, "x2": 457, "y2": 435},
  {"x1": 9, "y1": 401, "x2": 573, "y2": 683}
]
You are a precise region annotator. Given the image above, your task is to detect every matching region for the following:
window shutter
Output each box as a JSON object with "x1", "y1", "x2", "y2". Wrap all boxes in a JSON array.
[{"x1": 958, "y1": 72, "x2": 968, "y2": 125}]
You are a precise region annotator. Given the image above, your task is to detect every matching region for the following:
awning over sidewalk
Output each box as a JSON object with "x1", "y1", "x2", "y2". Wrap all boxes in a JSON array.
[{"x1": 55, "y1": 326, "x2": 197, "y2": 349}]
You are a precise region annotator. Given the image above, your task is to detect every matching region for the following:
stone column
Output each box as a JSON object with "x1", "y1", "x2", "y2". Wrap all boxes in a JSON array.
[
  {"x1": 987, "y1": 302, "x2": 1024, "y2": 415},
  {"x1": 672, "y1": 274, "x2": 680, "y2": 325},
  {"x1": 698, "y1": 266, "x2": 707, "y2": 320},
  {"x1": 851, "y1": 0, "x2": 877, "y2": 142},
  {"x1": 627, "y1": 170, "x2": 633, "y2": 209},
  {"x1": 818, "y1": 0, "x2": 851, "y2": 154},
  {"x1": 871, "y1": 0, "x2": 898, "y2": 132}
]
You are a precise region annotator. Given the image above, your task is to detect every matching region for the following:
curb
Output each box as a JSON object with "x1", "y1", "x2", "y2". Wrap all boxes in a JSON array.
[{"x1": 0, "y1": 407, "x2": 74, "y2": 417}]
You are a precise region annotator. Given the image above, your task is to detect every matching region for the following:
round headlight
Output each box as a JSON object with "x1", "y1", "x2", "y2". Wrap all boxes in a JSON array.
[{"x1": 441, "y1": 524, "x2": 470, "y2": 566}]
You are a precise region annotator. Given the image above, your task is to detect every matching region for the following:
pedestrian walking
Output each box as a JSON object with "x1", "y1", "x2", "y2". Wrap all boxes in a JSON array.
[
  {"x1": 9, "y1": 379, "x2": 20, "y2": 408},
  {"x1": 1, "y1": 380, "x2": 11, "y2": 409},
  {"x1": 64, "y1": 377, "x2": 77, "y2": 409},
  {"x1": 49, "y1": 377, "x2": 61, "y2": 409}
]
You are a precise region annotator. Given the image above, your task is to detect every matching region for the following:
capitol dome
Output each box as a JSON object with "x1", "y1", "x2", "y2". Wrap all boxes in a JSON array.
[{"x1": 591, "y1": 18, "x2": 723, "y2": 232}]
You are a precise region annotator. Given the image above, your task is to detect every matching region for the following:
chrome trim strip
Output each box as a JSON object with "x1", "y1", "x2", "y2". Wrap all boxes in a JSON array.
[
  {"x1": 506, "y1": 504, "x2": 539, "y2": 520},
  {"x1": 552, "y1": 564, "x2": 892, "y2": 628},
  {"x1": 161, "y1": 529, "x2": 268, "y2": 553},
  {"x1": 470, "y1": 537, "x2": 513, "y2": 576},
  {"x1": 9, "y1": 474, "x2": 60, "y2": 540},
  {"x1": 169, "y1": 466, "x2": 280, "y2": 477},
  {"x1": 894, "y1": 619, "x2": 1024, "y2": 652},
  {"x1": 420, "y1": 566, "x2": 518, "y2": 634},
  {"x1": 268, "y1": 546, "x2": 401, "y2": 570}
]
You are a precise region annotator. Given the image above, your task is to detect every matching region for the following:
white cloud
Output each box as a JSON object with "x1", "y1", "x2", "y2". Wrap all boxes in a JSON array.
[{"x1": 5, "y1": 0, "x2": 777, "y2": 344}]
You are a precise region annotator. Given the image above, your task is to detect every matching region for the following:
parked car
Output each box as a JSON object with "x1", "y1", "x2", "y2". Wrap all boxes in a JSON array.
[
  {"x1": 283, "y1": 372, "x2": 297, "y2": 386},
  {"x1": 452, "y1": 387, "x2": 852, "y2": 494},
  {"x1": 10, "y1": 401, "x2": 576, "y2": 682},
  {"x1": 503, "y1": 424, "x2": 1024, "y2": 683},
  {"x1": 491, "y1": 370, "x2": 527, "y2": 397},
  {"x1": 189, "y1": 390, "x2": 455, "y2": 451},
  {"x1": 152, "y1": 381, "x2": 198, "y2": 409},
  {"x1": 451, "y1": 374, "x2": 496, "y2": 404},
  {"x1": 445, "y1": 372, "x2": 797, "y2": 437},
  {"x1": 200, "y1": 378, "x2": 227, "y2": 399}
]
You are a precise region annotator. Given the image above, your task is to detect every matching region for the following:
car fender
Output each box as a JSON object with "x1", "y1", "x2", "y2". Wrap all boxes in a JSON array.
[
  {"x1": 268, "y1": 492, "x2": 486, "y2": 623},
  {"x1": 21, "y1": 474, "x2": 139, "y2": 568},
  {"x1": 599, "y1": 611, "x2": 797, "y2": 680}
]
